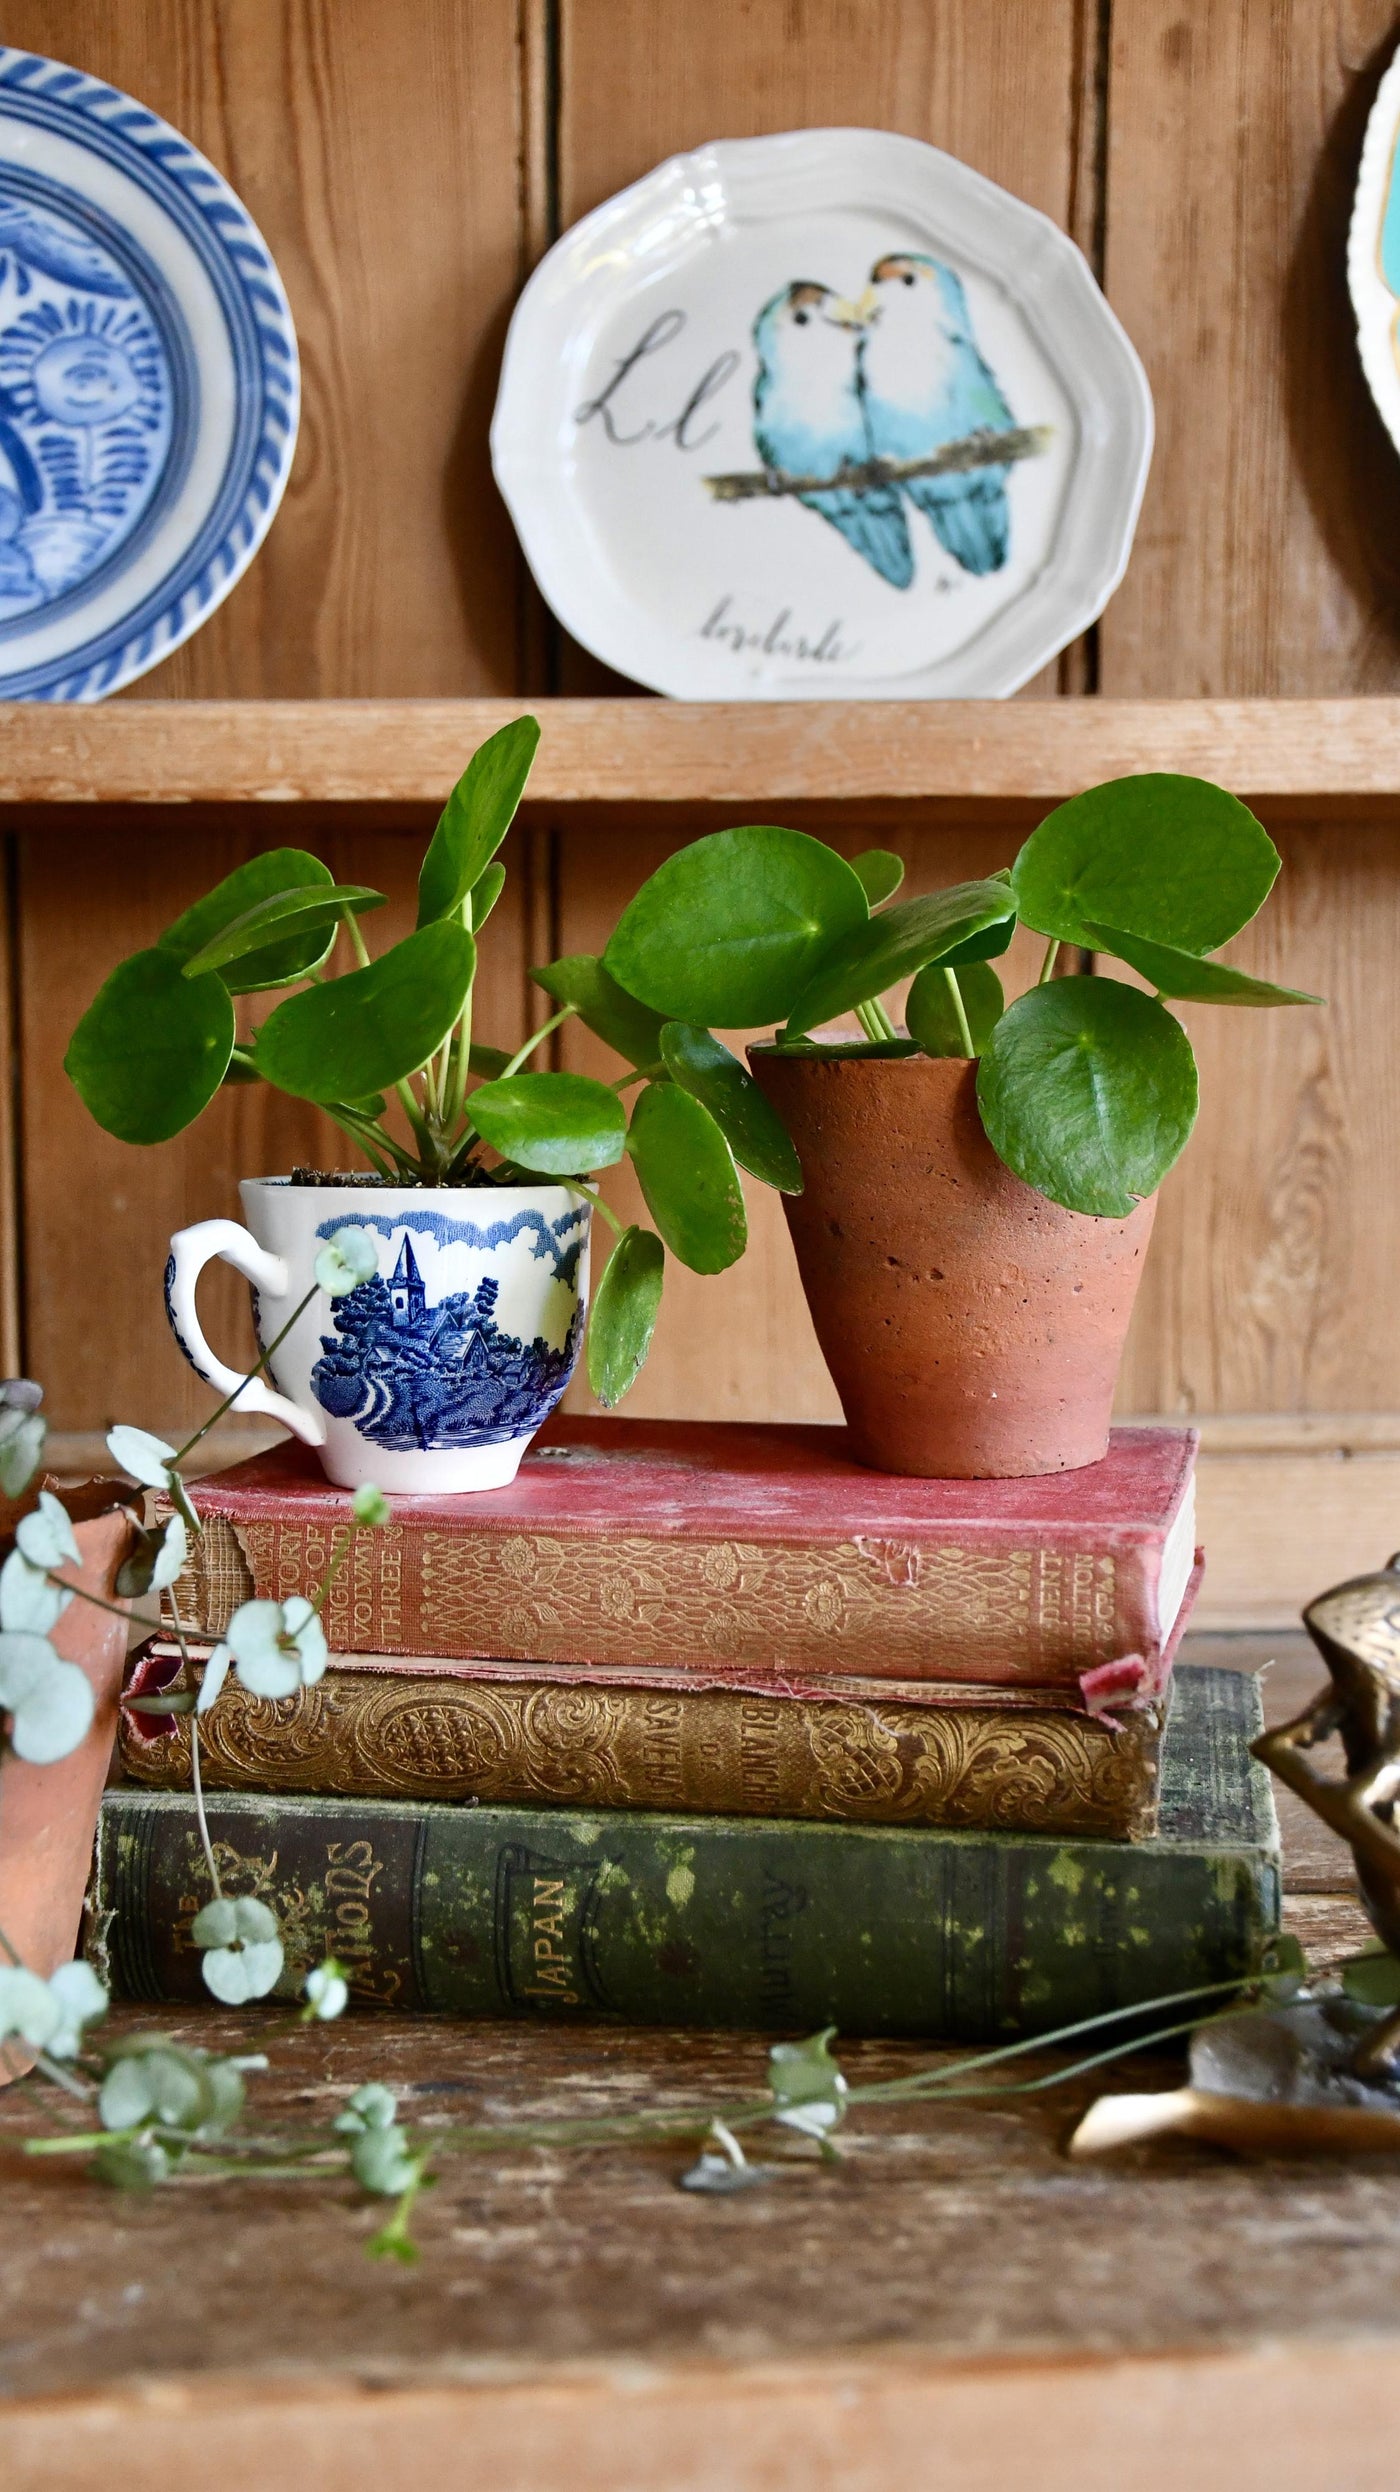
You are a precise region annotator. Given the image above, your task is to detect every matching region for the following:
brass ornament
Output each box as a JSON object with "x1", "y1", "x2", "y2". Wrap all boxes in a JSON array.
[{"x1": 1253, "y1": 1551, "x2": 1400, "y2": 2078}]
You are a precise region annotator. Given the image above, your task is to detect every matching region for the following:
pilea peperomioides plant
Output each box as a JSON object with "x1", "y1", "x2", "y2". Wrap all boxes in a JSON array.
[
  {"x1": 66, "y1": 740, "x2": 1317, "y2": 1423},
  {"x1": 598, "y1": 769, "x2": 1320, "y2": 1218},
  {"x1": 65, "y1": 716, "x2": 804, "y2": 1409}
]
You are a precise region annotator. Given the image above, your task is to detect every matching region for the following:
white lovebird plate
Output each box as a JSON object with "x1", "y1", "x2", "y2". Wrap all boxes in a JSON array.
[
  {"x1": 1350, "y1": 42, "x2": 1400, "y2": 460},
  {"x1": 492, "y1": 129, "x2": 1152, "y2": 700},
  {"x1": 0, "y1": 48, "x2": 298, "y2": 700}
]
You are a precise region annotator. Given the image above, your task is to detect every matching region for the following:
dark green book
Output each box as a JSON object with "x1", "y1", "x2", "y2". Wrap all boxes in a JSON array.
[{"x1": 94, "y1": 1669, "x2": 1280, "y2": 2041}]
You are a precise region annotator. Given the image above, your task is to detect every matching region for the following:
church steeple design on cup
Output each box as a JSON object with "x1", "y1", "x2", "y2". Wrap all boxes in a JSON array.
[{"x1": 389, "y1": 1235, "x2": 427, "y2": 1328}]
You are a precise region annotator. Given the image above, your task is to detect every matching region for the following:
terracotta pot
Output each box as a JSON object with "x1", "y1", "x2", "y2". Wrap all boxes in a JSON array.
[
  {"x1": 0, "y1": 1485, "x2": 134, "y2": 2071},
  {"x1": 748, "y1": 1050, "x2": 1156, "y2": 1479}
]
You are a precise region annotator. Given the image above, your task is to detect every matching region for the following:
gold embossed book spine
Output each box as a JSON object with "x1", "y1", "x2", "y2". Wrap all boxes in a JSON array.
[{"x1": 121, "y1": 1641, "x2": 1164, "y2": 1839}]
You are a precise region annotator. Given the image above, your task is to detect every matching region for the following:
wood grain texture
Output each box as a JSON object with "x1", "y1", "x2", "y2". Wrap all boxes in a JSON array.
[
  {"x1": 12, "y1": 695, "x2": 1400, "y2": 806},
  {"x1": 1, "y1": 0, "x2": 528, "y2": 699},
  {"x1": 0, "y1": 1635, "x2": 1388, "y2": 2481},
  {"x1": 0, "y1": 0, "x2": 533, "y2": 1416},
  {"x1": 553, "y1": 0, "x2": 1090, "y2": 698},
  {"x1": 1118, "y1": 818, "x2": 1400, "y2": 1418},
  {"x1": 1101, "y1": 0, "x2": 1400, "y2": 695},
  {"x1": 2, "y1": 2347, "x2": 1399, "y2": 2492}
]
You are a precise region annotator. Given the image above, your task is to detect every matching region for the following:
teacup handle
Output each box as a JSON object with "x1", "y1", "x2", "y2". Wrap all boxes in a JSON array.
[{"x1": 165, "y1": 1219, "x2": 327, "y2": 1448}]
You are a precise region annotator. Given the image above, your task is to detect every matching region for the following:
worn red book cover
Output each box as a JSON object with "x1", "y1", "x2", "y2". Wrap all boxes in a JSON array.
[{"x1": 171, "y1": 1418, "x2": 1198, "y2": 1696}]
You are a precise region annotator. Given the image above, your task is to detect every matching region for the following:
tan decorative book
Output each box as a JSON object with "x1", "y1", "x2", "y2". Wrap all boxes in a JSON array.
[{"x1": 121, "y1": 1640, "x2": 1165, "y2": 1839}]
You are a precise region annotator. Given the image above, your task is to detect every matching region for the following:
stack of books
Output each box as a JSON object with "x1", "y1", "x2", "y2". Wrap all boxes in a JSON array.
[{"x1": 96, "y1": 1418, "x2": 1280, "y2": 2040}]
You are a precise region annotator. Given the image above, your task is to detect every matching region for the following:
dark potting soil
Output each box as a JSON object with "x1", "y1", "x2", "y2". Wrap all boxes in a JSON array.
[{"x1": 285, "y1": 1167, "x2": 513, "y2": 1189}]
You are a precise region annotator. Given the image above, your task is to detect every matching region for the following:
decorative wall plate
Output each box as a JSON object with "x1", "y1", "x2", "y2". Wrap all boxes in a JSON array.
[
  {"x1": 493, "y1": 129, "x2": 1152, "y2": 700},
  {"x1": 1350, "y1": 43, "x2": 1400, "y2": 461},
  {"x1": 0, "y1": 48, "x2": 298, "y2": 701}
]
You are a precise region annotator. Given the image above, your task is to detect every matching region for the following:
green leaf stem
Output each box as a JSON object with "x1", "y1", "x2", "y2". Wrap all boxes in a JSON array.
[{"x1": 906, "y1": 960, "x2": 1005, "y2": 1057}]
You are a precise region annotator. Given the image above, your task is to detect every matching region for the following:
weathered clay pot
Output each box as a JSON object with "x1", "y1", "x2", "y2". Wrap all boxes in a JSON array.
[
  {"x1": 0, "y1": 1483, "x2": 133, "y2": 2069},
  {"x1": 749, "y1": 1050, "x2": 1156, "y2": 1479}
]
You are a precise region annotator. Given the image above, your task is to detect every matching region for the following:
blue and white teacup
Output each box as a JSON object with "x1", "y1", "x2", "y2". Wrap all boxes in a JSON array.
[{"x1": 165, "y1": 1179, "x2": 591, "y2": 1493}]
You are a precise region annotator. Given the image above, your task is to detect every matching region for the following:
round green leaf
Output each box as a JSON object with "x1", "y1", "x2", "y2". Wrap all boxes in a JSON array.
[
  {"x1": 604, "y1": 825, "x2": 869, "y2": 1027},
  {"x1": 906, "y1": 959, "x2": 1005, "y2": 1057},
  {"x1": 66, "y1": 947, "x2": 235, "y2": 1144},
  {"x1": 159, "y1": 848, "x2": 341, "y2": 993},
  {"x1": 626, "y1": 1083, "x2": 747, "y2": 1273},
  {"x1": 180, "y1": 884, "x2": 386, "y2": 980},
  {"x1": 850, "y1": 849, "x2": 904, "y2": 905},
  {"x1": 1011, "y1": 775, "x2": 1279, "y2": 952},
  {"x1": 533, "y1": 954, "x2": 668, "y2": 1067},
  {"x1": 417, "y1": 716, "x2": 540, "y2": 928},
  {"x1": 976, "y1": 976, "x2": 1198, "y2": 1217},
  {"x1": 469, "y1": 1071, "x2": 626, "y2": 1173},
  {"x1": 784, "y1": 879, "x2": 1015, "y2": 1038},
  {"x1": 660, "y1": 1023, "x2": 802, "y2": 1192},
  {"x1": 253, "y1": 922, "x2": 476, "y2": 1104},
  {"x1": 587, "y1": 1225, "x2": 665, "y2": 1406},
  {"x1": 1081, "y1": 923, "x2": 1322, "y2": 1008}
]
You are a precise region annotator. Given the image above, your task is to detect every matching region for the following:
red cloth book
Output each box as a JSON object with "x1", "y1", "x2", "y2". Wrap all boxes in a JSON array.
[{"x1": 170, "y1": 1418, "x2": 1199, "y2": 1703}]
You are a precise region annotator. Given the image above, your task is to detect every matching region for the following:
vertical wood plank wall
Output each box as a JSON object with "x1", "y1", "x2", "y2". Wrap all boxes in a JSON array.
[{"x1": 4, "y1": 2, "x2": 1400, "y2": 1580}]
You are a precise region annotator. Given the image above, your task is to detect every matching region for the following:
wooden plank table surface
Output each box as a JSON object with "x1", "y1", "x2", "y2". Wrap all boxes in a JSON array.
[{"x1": 0, "y1": 1636, "x2": 1392, "y2": 2492}]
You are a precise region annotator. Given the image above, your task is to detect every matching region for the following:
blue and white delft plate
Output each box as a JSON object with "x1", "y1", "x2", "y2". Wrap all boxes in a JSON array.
[
  {"x1": 0, "y1": 48, "x2": 297, "y2": 700},
  {"x1": 1350, "y1": 43, "x2": 1400, "y2": 462},
  {"x1": 492, "y1": 129, "x2": 1152, "y2": 700}
]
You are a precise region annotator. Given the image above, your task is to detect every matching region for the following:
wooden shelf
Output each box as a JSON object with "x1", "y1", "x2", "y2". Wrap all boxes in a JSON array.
[{"x1": 2, "y1": 696, "x2": 1400, "y2": 811}]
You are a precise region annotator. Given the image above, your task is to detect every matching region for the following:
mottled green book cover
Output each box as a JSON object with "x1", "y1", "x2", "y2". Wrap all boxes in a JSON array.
[{"x1": 94, "y1": 1668, "x2": 1279, "y2": 2041}]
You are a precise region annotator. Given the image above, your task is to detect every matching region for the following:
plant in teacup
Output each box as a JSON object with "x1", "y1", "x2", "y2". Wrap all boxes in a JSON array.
[
  {"x1": 66, "y1": 718, "x2": 802, "y2": 1491},
  {"x1": 598, "y1": 774, "x2": 1321, "y2": 1480}
]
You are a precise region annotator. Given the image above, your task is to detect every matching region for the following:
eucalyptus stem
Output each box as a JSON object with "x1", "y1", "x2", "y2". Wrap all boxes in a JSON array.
[
  {"x1": 188, "y1": 1720, "x2": 222, "y2": 1901},
  {"x1": 171, "y1": 1285, "x2": 320, "y2": 1468},
  {"x1": 307, "y1": 1523, "x2": 361, "y2": 1619},
  {"x1": 941, "y1": 966, "x2": 976, "y2": 1057},
  {"x1": 33, "y1": 2051, "x2": 93, "y2": 2101},
  {"x1": 1038, "y1": 938, "x2": 1061, "y2": 985}
]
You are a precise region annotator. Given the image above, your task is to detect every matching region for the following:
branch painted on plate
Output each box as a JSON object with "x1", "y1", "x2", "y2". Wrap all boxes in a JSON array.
[{"x1": 703, "y1": 422, "x2": 1051, "y2": 503}]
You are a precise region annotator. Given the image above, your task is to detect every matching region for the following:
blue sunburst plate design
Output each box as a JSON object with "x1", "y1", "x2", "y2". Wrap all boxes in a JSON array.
[{"x1": 0, "y1": 48, "x2": 298, "y2": 700}]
